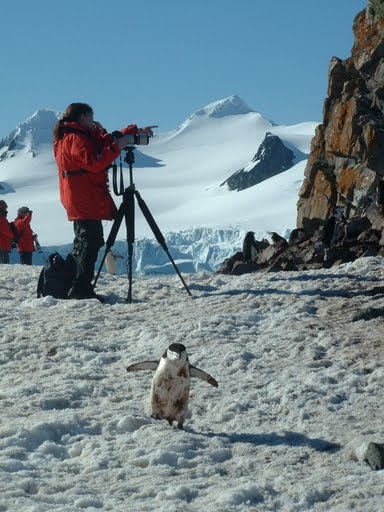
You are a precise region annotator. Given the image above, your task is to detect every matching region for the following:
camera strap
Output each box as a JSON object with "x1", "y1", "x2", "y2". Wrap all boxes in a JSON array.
[{"x1": 112, "y1": 157, "x2": 124, "y2": 196}]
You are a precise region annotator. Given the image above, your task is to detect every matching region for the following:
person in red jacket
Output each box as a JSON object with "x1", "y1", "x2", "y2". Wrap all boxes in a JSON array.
[
  {"x1": 13, "y1": 206, "x2": 35, "y2": 265},
  {"x1": 0, "y1": 200, "x2": 14, "y2": 264},
  {"x1": 53, "y1": 102, "x2": 156, "y2": 300}
]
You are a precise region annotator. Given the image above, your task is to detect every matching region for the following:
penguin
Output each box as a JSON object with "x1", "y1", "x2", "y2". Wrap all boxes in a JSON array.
[
  {"x1": 320, "y1": 216, "x2": 336, "y2": 248},
  {"x1": 105, "y1": 250, "x2": 123, "y2": 275},
  {"x1": 268, "y1": 231, "x2": 287, "y2": 246},
  {"x1": 126, "y1": 343, "x2": 218, "y2": 429},
  {"x1": 242, "y1": 231, "x2": 257, "y2": 262}
]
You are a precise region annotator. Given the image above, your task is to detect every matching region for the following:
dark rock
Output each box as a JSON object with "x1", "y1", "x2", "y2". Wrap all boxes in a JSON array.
[
  {"x1": 215, "y1": 251, "x2": 244, "y2": 274},
  {"x1": 365, "y1": 442, "x2": 384, "y2": 470},
  {"x1": 230, "y1": 261, "x2": 254, "y2": 275},
  {"x1": 344, "y1": 216, "x2": 372, "y2": 242},
  {"x1": 288, "y1": 228, "x2": 308, "y2": 245},
  {"x1": 221, "y1": 132, "x2": 304, "y2": 192},
  {"x1": 352, "y1": 307, "x2": 384, "y2": 321}
]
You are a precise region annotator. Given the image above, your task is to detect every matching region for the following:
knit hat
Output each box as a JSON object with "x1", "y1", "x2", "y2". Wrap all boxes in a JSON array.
[{"x1": 17, "y1": 206, "x2": 30, "y2": 215}]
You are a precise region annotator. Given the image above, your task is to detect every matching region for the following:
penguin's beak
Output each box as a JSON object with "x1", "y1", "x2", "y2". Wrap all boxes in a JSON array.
[{"x1": 168, "y1": 349, "x2": 182, "y2": 360}]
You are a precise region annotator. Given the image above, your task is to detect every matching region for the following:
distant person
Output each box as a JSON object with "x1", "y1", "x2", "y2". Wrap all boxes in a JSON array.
[
  {"x1": 13, "y1": 206, "x2": 35, "y2": 265},
  {"x1": 53, "y1": 102, "x2": 156, "y2": 300},
  {"x1": 0, "y1": 200, "x2": 14, "y2": 264}
]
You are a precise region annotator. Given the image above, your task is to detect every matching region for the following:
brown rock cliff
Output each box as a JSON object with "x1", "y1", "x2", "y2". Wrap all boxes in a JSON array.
[{"x1": 297, "y1": 8, "x2": 384, "y2": 233}]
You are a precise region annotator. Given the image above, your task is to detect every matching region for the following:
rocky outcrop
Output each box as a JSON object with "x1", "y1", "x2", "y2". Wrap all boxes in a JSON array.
[
  {"x1": 216, "y1": 214, "x2": 384, "y2": 275},
  {"x1": 221, "y1": 132, "x2": 302, "y2": 192},
  {"x1": 296, "y1": 7, "x2": 384, "y2": 235}
]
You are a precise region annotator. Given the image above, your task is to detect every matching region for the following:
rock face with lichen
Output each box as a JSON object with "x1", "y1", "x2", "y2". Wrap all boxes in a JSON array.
[
  {"x1": 296, "y1": 6, "x2": 384, "y2": 234},
  {"x1": 367, "y1": 0, "x2": 384, "y2": 19}
]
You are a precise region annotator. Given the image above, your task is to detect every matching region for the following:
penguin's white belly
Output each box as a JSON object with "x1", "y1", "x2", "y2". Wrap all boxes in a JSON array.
[
  {"x1": 105, "y1": 252, "x2": 117, "y2": 275},
  {"x1": 150, "y1": 360, "x2": 190, "y2": 424}
]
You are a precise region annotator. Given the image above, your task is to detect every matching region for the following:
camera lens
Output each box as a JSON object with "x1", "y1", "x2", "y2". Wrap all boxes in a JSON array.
[{"x1": 134, "y1": 133, "x2": 149, "y2": 146}]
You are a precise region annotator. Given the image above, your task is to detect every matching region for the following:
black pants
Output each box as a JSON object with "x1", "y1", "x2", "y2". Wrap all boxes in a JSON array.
[
  {"x1": 0, "y1": 250, "x2": 9, "y2": 264},
  {"x1": 72, "y1": 220, "x2": 104, "y2": 290},
  {"x1": 19, "y1": 252, "x2": 33, "y2": 265}
]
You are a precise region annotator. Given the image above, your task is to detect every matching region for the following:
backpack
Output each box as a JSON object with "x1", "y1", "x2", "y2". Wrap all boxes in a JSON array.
[{"x1": 37, "y1": 252, "x2": 77, "y2": 299}]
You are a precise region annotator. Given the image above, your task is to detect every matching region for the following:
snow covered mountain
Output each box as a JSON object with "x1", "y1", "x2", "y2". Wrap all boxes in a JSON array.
[
  {"x1": 0, "y1": 108, "x2": 60, "y2": 157},
  {"x1": 0, "y1": 96, "x2": 318, "y2": 273}
]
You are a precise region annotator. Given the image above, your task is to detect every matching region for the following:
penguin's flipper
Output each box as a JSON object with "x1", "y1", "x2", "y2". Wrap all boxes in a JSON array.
[
  {"x1": 190, "y1": 365, "x2": 218, "y2": 387},
  {"x1": 126, "y1": 361, "x2": 158, "y2": 372}
]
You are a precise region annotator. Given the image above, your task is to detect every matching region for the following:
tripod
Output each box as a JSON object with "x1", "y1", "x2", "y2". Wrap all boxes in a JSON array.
[{"x1": 93, "y1": 147, "x2": 192, "y2": 303}]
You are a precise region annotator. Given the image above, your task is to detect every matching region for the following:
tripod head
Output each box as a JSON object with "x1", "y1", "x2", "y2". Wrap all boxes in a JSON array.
[{"x1": 123, "y1": 146, "x2": 136, "y2": 166}]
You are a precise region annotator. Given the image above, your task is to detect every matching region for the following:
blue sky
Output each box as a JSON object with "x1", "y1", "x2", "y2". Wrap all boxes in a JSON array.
[{"x1": 1, "y1": 0, "x2": 366, "y2": 138}]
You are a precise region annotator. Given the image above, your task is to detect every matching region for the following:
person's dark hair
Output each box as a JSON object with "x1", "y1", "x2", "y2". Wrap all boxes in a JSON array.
[{"x1": 53, "y1": 103, "x2": 93, "y2": 142}]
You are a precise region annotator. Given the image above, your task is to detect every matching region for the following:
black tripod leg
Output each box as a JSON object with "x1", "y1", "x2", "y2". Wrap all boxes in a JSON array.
[
  {"x1": 124, "y1": 187, "x2": 135, "y2": 303},
  {"x1": 93, "y1": 200, "x2": 126, "y2": 288},
  {"x1": 134, "y1": 190, "x2": 192, "y2": 297}
]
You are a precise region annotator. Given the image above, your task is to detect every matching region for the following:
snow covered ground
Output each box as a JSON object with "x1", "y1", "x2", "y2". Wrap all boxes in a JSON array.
[{"x1": 1, "y1": 256, "x2": 383, "y2": 511}]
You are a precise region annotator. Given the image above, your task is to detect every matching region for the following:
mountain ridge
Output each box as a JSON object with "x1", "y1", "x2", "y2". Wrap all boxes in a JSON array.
[{"x1": 0, "y1": 96, "x2": 317, "y2": 272}]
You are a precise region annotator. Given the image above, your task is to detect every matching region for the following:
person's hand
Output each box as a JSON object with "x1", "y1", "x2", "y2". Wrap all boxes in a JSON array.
[
  {"x1": 93, "y1": 121, "x2": 107, "y2": 135},
  {"x1": 138, "y1": 125, "x2": 158, "y2": 138}
]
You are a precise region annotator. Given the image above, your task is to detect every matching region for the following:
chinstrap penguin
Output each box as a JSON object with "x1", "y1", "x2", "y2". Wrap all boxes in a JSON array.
[
  {"x1": 126, "y1": 343, "x2": 218, "y2": 429},
  {"x1": 242, "y1": 231, "x2": 257, "y2": 262}
]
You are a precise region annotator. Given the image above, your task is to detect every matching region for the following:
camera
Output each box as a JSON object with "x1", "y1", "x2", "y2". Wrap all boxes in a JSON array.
[{"x1": 112, "y1": 130, "x2": 149, "y2": 146}]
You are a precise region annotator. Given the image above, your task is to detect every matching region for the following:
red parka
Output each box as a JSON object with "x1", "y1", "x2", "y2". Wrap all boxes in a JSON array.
[
  {"x1": 14, "y1": 212, "x2": 34, "y2": 253},
  {"x1": 0, "y1": 216, "x2": 13, "y2": 252},
  {"x1": 54, "y1": 122, "x2": 137, "y2": 221}
]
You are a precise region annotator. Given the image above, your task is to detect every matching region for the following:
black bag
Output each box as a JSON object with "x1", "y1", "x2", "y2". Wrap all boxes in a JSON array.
[
  {"x1": 37, "y1": 252, "x2": 77, "y2": 299},
  {"x1": 9, "y1": 221, "x2": 20, "y2": 244}
]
